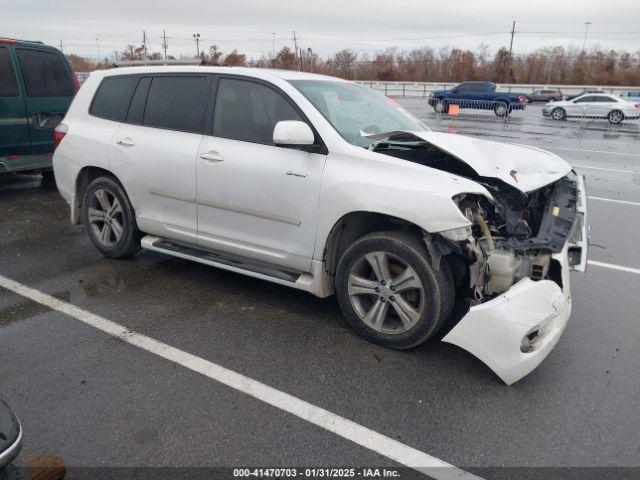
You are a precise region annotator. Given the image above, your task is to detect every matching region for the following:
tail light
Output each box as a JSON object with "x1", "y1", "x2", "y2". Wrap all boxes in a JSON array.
[
  {"x1": 53, "y1": 124, "x2": 68, "y2": 149},
  {"x1": 71, "y1": 73, "x2": 80, "y2": 91},
  {"x1": 635, "y1": 104, "x2": 640, "y2": 110}
]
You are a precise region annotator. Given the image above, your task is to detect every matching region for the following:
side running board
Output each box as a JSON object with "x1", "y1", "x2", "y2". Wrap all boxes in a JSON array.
[{"x1": 141, "y1": 235, "x2": 302, "y2": 283}]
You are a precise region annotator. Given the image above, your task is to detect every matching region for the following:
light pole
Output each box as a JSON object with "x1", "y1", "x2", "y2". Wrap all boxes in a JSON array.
[
  {"x1": 272, "y1": 32, "x2": 276, "y2": 68},
  {"x1": 95, "y1": 38, "x2": 100, "y2": 62},
  {"x1": 582, "y1": 22, "x2": 591, "y2": 51},
  {"x1": 193, "y1": 33, "x2": 201, "y2": 58}
]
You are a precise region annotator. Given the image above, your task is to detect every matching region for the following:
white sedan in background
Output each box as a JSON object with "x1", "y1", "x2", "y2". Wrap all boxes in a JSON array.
[{"x1": 543, "y1": 93, "x2": 640, "y2": 124}]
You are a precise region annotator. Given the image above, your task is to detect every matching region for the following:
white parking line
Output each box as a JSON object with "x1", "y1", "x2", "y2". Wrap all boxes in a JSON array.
[
  {"x1": 588, "y1": 261, "x2": 640, "y2": 275},
  {"x1": 572, "y1": 164, "x2": 638, "y2": 174},
  {"x1": 588, "y1": 196, "x2": 640, "y2": 207},
  {"x1": 0, "y1": 274, "x2": 481, "y2": 480},
  {"x1": 548, "y1": 146, "x2": 640, "y2": 158}
]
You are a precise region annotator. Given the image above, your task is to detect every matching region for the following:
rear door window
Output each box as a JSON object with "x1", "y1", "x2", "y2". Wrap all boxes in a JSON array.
[
  {"x1": 143, "y1": 75, "x2": 209, "y2": 133},
  {"x1": 90, "y1": 76, "x2": 139, "y2": 122},
  {"x1": 0, "y1": 48, "x2": 19, "y2": 97},
  {"x1": 16, "y1": 49, "x2": 74, "y2": 97},
  {"x1": 213, "y1": 77, "x2": 303, "y2": 145}
]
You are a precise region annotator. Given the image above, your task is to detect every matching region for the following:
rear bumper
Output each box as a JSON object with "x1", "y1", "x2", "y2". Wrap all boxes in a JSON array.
[
  {"x1": 0, "y1": 153, "x2": 52, "y2": 174},
  {"x1": 442, "y1": 174, "x2": 588, "y2": 385}
]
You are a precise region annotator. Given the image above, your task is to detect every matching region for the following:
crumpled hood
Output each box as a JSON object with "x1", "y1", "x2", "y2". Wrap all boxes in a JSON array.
[{"x1": 368, "y1": 130, "x2": 572, "y2": 193}]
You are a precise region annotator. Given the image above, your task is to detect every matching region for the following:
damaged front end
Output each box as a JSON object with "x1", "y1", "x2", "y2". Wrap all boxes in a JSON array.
[
  {"x1": 369, "y1": 131, "x2": 588, "y2": 384},
  {"x1": 438, "y1": 172, "x2": 587, "y2": 385},
  {"x1": 446, "y1": 171, "x2": 587, "y2": 302}
]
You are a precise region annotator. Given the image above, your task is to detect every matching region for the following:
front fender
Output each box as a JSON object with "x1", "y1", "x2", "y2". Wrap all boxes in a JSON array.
[{"x1": 313, "y1": 150, "x2": 489, "y2": 259}]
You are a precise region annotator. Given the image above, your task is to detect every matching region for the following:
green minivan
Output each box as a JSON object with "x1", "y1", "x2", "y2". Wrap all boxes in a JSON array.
[{"x1": 0, "y1": 37, "x2": 78, "y2": 177}]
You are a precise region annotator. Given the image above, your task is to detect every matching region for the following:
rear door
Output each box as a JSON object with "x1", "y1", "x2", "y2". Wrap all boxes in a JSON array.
[
  {"x1": 15, "y1": 47, "x2": 75, "y2": 155},
  {"x1": 110, "y1": 74, "x2": 210, "y2": 244},
  {"x1": 585, "y1": 95, "x2": 615, "y2": 118},
  {"x1": 0, "y1": 45, "x2": 30, "y2": 162}
]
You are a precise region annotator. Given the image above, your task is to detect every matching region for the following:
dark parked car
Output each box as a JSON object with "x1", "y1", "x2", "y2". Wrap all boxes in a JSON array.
[
  {"x1": 428, "y1": 81, "x2": 527, "y2": 116},
  {"x1": 566, "y1": 89, "x2": 605, "y2": 101},
  {"x1": 528, "y1": 88, "x2": 563, "y2": 102},
  {"x1": 0, "y1": 37, "x2": 78, "y2": 178}
]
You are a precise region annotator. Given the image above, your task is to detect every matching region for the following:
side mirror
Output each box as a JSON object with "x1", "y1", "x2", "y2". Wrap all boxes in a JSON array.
[{"x1": 273, "y1": 121, "x2": 315, "y2": 147}]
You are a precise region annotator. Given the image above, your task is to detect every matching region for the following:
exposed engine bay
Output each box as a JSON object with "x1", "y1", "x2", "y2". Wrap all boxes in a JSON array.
[{"x1": 371, "y1": 134, "x2": 581, "y2": 304}]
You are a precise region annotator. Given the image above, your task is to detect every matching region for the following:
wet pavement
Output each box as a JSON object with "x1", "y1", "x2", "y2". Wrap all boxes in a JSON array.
[{"x1": 1, "y1": 103, "x2": 639, "y2": 479}]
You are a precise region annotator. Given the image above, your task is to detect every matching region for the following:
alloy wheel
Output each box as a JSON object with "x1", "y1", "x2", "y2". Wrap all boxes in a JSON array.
[
  {"x1": 88, "y1": 188, "x2": 124, "y2": 247},
  {"x1": 347, "y1": 251, "x2": 425, "y2": 334},
  {"x1": 609, "y1": 110, "x2": 623, "y2": 124}
]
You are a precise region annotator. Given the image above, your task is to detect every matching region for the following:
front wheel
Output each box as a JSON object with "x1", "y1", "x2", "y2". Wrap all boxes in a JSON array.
[
  {"x1": 82, "y1": 176, "x2": 141, "y2": 258},
  {"x1": 607, "y1": 109, "x2": 624, "y2": 124},
  {"x1": 433, "y1": 99, "x2": 448, "y2": 114},
  {"x1": 551, "y1": 107, "x2": 566, "y2": 121},
  {"x1": 335, "y1": 231, "x2": 454, "y2": 349}
]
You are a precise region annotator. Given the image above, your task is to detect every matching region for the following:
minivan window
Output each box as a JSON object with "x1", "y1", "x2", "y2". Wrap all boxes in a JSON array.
[
  {"x1": 16, "y1": 49, "x2": 74, "y2": 97},
  {"x1": 213, "y1": 78, "x2": 303, "y2": 145},
  {"x1": 143, "y1": 76, "x2": 208, "y2": 133},
  {"x1": 0, "y1": 48, "x2": 19, "y2": 97},
  {"x1": 90, "y1": 76, "x2": 139, "y2": 122}
]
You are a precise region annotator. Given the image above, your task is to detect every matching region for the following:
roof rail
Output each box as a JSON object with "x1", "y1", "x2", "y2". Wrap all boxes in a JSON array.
[{"x1": 0, "y1": 37, "x2": 44, "y2": 44}]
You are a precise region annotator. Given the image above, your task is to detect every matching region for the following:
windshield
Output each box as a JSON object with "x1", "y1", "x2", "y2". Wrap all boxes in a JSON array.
[{"x1": 289, "y1": 80, "x2": 427, "y2": 148}]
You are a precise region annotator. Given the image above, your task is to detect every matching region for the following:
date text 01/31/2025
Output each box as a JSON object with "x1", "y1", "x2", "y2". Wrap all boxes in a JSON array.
[{"x1": 233, "y1": 468, "x2": 401, "y2": 478}]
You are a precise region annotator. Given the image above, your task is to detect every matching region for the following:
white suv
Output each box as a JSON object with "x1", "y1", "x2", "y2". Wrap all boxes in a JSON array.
[{"x1": 53, "y1": 67, "x2": 588, "y2": 384}]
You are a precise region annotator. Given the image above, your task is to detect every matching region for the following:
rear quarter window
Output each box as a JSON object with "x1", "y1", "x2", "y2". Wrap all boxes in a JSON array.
[
  {"x1": 0, "y1": 48, "x2": 19, "y2": 97},
  {"x1": 90, "y1": 76, "x2": 139, "y2": 121},
  {"x1": 16, "y1": 49, "x2": 74, "y2": 97}
]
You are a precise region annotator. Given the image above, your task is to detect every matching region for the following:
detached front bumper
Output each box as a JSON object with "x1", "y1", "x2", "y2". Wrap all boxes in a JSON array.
[{"x1": 442, "y1": 174, "x2": 588, "y2": 385}]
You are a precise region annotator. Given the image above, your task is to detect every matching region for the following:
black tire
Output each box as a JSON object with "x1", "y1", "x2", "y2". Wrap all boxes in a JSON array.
[
  {"x1": 551, "y1": 107, "x2": 566, "y2": 121},
  {"x1": 433, "y1": 99, "x2": 448, "y2": 114},
  {"x1": 41, "y1": 169, "x2": 55, "y2": 182},
  {"x1": 494, "y1": 101, "x2": 510, "y2": 117},
  {"x1": 335, "y1": 231, "x2": 454, "y2": 349},
  {"x1": 82, "y1": 176, "x2": 141, "y2": 258},
  {"x1": 607, "y1": 109, "x2": 624, "y2": 125}
]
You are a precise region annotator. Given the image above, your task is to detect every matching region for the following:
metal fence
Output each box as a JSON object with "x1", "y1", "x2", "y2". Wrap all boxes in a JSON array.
[{"x1": 357, "y1": 81, "x2": 640, "y2": 99}]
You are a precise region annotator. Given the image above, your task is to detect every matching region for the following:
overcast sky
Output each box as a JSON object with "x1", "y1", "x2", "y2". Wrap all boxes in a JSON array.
[{"x1": 3, "y1": 0, "x2": 639, "y2": 61}]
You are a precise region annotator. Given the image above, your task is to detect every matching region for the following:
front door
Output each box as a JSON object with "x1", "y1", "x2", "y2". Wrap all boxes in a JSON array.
[{"x1": 196, "y1": 77, "x2": 326, "y2": 273}]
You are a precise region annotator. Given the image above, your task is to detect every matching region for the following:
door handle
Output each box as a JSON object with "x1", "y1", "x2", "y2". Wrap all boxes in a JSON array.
[
  {"x1": 200, "y1": 151, "x2": 224, "y2": 163},
  {"x1": 116, "y1": 137, "x2": 135, "y2": 147}
]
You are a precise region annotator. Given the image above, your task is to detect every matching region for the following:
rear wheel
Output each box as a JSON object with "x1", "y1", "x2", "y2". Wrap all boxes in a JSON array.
[
  {"x1": 335, "y1": 231, "x2": 454, "y2": 349},
  {"x1": 494, "y1": 101, "x2": 509, "y2": 117},
  {"x1": 551, "y1": 107, "x2": 566, "y2": 120},
  {"x1": 82, "y1": 176, "x2": 141, "y2": 258},
  {"x1": 41, "y1": 169, "x2": 55, "y2": 185},
  {"x1": 607, "y1": 109, "x2": 624, "y2": 124}
]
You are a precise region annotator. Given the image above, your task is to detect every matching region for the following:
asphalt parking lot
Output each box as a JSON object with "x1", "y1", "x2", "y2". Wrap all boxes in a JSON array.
[{"x1": 1, "y1": 99, "x2": 639, "y2": 479}]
